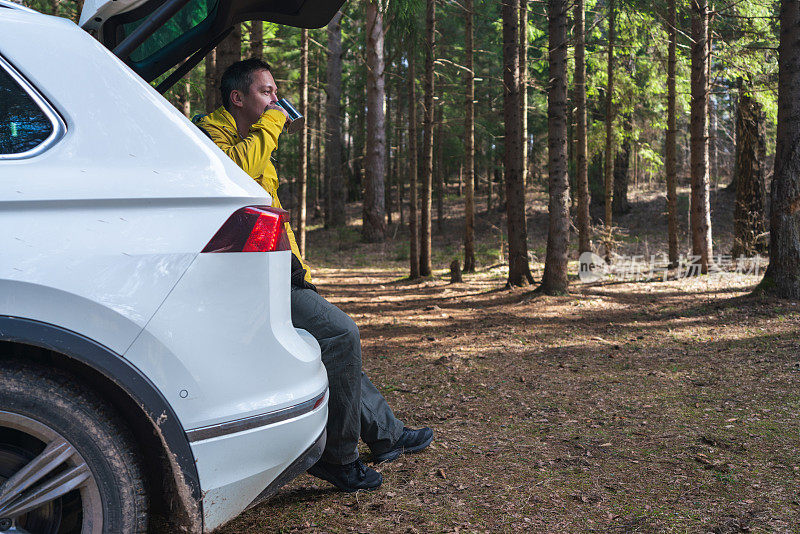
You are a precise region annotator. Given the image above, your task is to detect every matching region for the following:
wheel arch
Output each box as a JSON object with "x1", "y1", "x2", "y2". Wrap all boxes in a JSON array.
[{"x1": 0, "y1": 316, "x2": 203, "y2": 533}]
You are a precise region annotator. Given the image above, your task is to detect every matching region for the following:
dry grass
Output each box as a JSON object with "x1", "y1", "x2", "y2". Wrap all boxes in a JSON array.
[{"x1": 217, "y1": 184, "x2": 800, "y2": 533}]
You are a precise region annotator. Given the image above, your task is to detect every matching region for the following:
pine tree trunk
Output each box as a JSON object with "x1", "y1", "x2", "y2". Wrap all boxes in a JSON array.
[
  {"x1": 690, "y1": 0, "x2": 713, "y2": 272},
  {"x1": 420, "y1": 0, "x2": 436, "y2": 276},
  {"x1": 540, "y1": 0, "x2": 570, "y2": 293},
  {"x1": 250, "y1": 21, "x2": 263, "y2": 59},
  {"x1": 386, "y1": 82, "x2": 393, "y2": 226},
  {"x1": 314, "y1": 49, "x2": 324, "y2": 219},
  {"x1": 503, "y1": 0, "x2": 534, "y2": 287},
  {"x1": 181, "y1": 78, "x2": 191, "y2": 117},
  {"x1": 604, "y1": 0, "x2": 616, "y2": 233},
  {"x1": 464, "y1": 0, "x2": 476, "y2": 273},
  {"x1": 326, "y1": 12, "x2": 346, "y2": 228},
  {"x1": 520, "y1": 0, "x2": 528, "y2": 189},
  {"x1": 666, "y1": 0, "x2": 679, "y2": 266},
  {"x1": 215, "y1": 25, "x2": 241, "y2": 110},
  {"x1": 298, "y1": 29, "x2": 309, "y2": 256},
  {"x1": 363, "y1": 1, "x2": 388, "y2": 242},
  {"x1": 732, "y1": 87, "x2": 767, "y2": 258},
  {"x1": 612, "y1": 119, "x2": 631, "y2": 215},
  {"x1": 408, "y1": 56, "x2": 420, "y2": 279},
  {"x1": 435, "y1": 92, "x2": 444, "y2": 233},
  {"x1": 575, "y1": 0, "x2": 590, "y2": 255},
  {"x1": 762, "y1": 0, "x2": 800, "y2": 297},
  {"x1": 73, "y1": 0, "x2": 83, "y2": 23},
  {"x1": 205, "y1": 49, "x2": 216, "y2": 112}
]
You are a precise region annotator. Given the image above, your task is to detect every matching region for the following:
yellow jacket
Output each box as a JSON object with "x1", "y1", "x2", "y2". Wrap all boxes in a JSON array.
[{"x1": 198, "y1": 107, "x2": 311, "y2": 282}]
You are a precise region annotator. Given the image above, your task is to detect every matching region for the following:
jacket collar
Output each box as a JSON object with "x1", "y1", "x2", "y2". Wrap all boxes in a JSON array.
[{"x1": 206, "y1": 107, "x2": 241, "y2": 139}]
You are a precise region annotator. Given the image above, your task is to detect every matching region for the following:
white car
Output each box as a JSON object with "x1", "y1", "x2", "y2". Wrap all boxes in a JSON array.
[{"x1": 0, "y1": 0, "x2": 342, "y2": 532}]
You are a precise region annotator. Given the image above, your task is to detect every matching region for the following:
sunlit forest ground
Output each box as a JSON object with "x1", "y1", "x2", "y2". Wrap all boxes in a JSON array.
[{"x1": 218, "y1": 183, "x2": 800, "y2": 533}]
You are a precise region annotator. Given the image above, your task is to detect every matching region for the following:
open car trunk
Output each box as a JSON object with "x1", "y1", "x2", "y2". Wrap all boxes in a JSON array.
[{"x1": 79, "y1": 0, "x2": 344, "y2": 92}]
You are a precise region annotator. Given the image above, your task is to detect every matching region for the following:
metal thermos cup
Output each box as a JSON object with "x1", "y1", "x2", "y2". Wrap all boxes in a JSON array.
[{"x1": 274, "y1": 98, "x2": 304, "y2": 134}]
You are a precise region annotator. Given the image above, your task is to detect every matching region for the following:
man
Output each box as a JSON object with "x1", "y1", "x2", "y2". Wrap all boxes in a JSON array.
[{"x1": 197, "y1": 58, "x2": 433, "y2": 492}]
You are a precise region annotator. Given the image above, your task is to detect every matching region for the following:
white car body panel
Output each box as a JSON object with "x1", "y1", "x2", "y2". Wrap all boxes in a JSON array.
[
  {"x1": 193, "y1": 402, "x2": 327, "y2": 531},
  {"x1": 0, "y1": 8, "x2": 328, "y2": 531}
]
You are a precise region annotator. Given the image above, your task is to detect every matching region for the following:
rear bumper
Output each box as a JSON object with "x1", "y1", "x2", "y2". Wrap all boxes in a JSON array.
[
  {"x1": 192, "y1": 390, "x2": 328, "y2": 532},
  {"x1": 245, "y1": 427, "x2": 326, "y2": 511}
]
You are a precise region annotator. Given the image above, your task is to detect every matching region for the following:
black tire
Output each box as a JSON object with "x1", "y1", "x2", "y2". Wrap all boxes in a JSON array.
[{"x1": 0, "y1": 361, "x2": 148, "y2": 533}]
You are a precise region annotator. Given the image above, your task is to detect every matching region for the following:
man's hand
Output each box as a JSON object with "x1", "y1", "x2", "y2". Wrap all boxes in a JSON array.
[{"x1": 265, "y1": 102, "x2": 289, "y2": 119}]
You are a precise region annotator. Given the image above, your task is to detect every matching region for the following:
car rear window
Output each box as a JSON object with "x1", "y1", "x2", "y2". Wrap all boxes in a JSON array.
[
  {"x1": 0, "y1": 63, "x2": 53, "y2": 156},
  {"x1": 124, "y1": 0, "x2": 217, "y2": 63}
]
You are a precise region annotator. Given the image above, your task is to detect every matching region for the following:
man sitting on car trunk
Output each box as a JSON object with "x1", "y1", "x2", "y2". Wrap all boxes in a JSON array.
[{"x1": 197, "y1": 58, "x2": 433, "y2": 492}]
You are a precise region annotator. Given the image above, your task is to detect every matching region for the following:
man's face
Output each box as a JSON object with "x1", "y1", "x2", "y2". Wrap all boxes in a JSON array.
[{"x1": 234, "y1": 68, "x2": 279, "y2": 128}]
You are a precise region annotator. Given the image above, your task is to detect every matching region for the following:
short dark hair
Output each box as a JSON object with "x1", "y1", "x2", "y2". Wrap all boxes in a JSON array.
[{"x1": 219, "y1": 58, "x2": 273, "y2": 111}]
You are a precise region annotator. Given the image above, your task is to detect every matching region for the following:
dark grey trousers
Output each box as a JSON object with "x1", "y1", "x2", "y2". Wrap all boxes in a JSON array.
[{"x1": 291, "y1": 287, "x2": 404, "y2": 464}]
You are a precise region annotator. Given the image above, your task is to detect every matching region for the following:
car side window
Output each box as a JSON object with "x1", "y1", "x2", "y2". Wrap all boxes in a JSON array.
[{"x1": 0, "y1": 62, "x2": 54, "y2": 155}]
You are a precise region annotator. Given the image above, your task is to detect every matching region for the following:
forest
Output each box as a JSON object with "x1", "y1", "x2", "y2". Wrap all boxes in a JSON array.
[{"x1": 18, "y1": 0, "x2": 800, "y2": 531}]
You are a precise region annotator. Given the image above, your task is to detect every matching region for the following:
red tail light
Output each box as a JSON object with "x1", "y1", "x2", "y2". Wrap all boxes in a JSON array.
[{"x1": 202, "y1": 206, "x2": 290, "y2": 253}]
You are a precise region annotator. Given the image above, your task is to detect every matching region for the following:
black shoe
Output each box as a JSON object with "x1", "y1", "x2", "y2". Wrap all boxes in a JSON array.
[
  {"x1": 372, "y1": 427, "x2": 434, "y2": 464},
  {"x1": 307, "y1": 458, "x2": 382, "y2": 492}
]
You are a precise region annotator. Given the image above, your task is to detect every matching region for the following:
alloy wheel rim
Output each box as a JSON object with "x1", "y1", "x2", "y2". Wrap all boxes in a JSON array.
[{"x1": 0, "y1": 411, "x2": 102, "y2": 534}]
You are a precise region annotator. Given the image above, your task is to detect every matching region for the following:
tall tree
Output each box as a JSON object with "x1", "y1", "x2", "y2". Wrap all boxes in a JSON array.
[
  {"x1": 604, "y1": 0, "x2": 616, "y2": 233},
  {"x1": 520, "y1": 0, "x2": 528, "y2": 188},
  {"x1": 435, "y1": 89, "x2": 444, "y2": 233},
  {"x1": 204, "y1": 49, "x2": 216, "y2": 112},
  {"x1": 325, "y1": 12, "x2": 346, "y2": 228},
  {"x1": 215, "y1": 25, "x2": 241, "y2": 109},
  {"x1": 666, "y1": 0, "x2": 679, "y2": 266},
  {"x1": 539, "y1": 0, "x2": 570, "y2": 293},
  {"x1": 250, "y1": 21, "x2": 263, "y2": 60},
  {"x1": 503, "y1": 0, "x2": 535, "y2": 287},
  {"x1": 760, "y1": 0, "x2": 800, "y2": 297},
  {"x1": 574, "y1": 0, "x2": 590, "y2": 255},
  {"x1": 298, "y1": 29, "x2": 309, "y2": 256},
  {"x1": 463, "y1": 0, "x2": 476, "y2": 272},
  {"x1": 408, "y1": 55, "x2": 421, "y2": 279},
  {"x1": 612, "y1": 116, "x2": 631, "y2": 215},
  {"x1": 420, "y1": 0, "x2": 436, "y2": 276},
  {"x1": 363, "y1": 0, "x2": 388, "y2": 242},
  {"x1": 690, "y1": 0, "x2": 713, "y2": 272},
  {"x1": 731, "y1": 86, "x2": 767, "y2": 258}
]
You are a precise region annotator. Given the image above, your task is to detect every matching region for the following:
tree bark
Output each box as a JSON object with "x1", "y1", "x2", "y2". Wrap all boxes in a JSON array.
[
  {"x1": 690, "y1": 0, "x2": 713, "y2": 272},
  {"x1": 215, "y1": 25, "x2": 241, "y2": 110},
  {"x1": 762, "y1": 0, "x2": 800, "y2": 297},
  {"x1": 575, "y1": 0, "x2": 590, "y2": 255},
  {"x1": 520, "y1": 0, "x2": 528, "y2": 189},
  {"x1": 604, "y1": 0, "x2": 616, "y2": 232},
  {"x1": 503, "y1": 0, "x2": 535, "y2": 287},
  {"x1": 298, "y1": 29, "x2": 309, "y2": 256},
  {"x1": 314, "y1": 48, "x2": 324, "y2": 219},
  {"x1": 250, "y1": 21, "x2": 263, "y2": 60},
  {"x1": 464, "y1": 0, "x2": 476, "y2": 272},
  {"x1": 363, "y1": 1, "x2": 388, "y2": 242},
  {"x1": 420, "y1": 0, "x2": 436, "y2": 276},
  {"x1": 326, "y1": 12, "x2": 346, "y2": 228},
  {"x1": 666, "y1": 0, "x2": 679, "y2": 266},
  {"x1": 613, "y1": 115, "x2": 631, "y2": 215},
  {"x1": 386, "y1": 80, "x2": 394, "y2": 226},
  {"x1": 732, "y1": 87, "x2": 767, "y2": 258},
  {"x1": 181, "y1": 78, "x2": 191, "y2": 117},
  {"x1": 408, "y1": 55, "x2": 420, "y2": 279},
  {"x1": 539, "y1": 0, "x2": 570, "y2": 293},
  {"x1": 435, "y1": 91, "x2": 444, "y2": 233},
  {"x1": 205, "y1": 49, "x2": 216, "y2": 112}
]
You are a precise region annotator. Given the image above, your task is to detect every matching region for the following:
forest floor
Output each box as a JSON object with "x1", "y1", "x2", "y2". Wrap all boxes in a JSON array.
[{"x1": 218, "y1": 182, "x2": 800, "y2": 533}]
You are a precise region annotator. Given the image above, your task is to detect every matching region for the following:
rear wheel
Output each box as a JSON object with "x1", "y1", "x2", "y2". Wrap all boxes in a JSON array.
[{"x1": 0, "y1": 363, "x2": 148, "y2": 533}]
